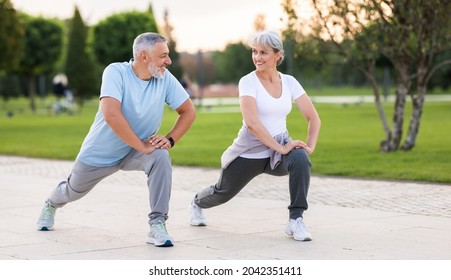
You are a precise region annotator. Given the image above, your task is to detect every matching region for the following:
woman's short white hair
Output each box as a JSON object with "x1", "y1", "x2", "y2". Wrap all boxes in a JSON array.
[
  {"x1": 248, "y1": 30, "x2": 285, "y2": 66},
  {"x1": 132, "y1": 32, "x2": 168, "y2": 60}
]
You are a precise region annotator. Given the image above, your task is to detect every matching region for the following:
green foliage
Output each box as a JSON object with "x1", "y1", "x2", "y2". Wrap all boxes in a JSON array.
[
  {"x1": 429, "y1": 49, "x2": 451, "y2": 90},
  {"x1": 0, "y1": 0, "x2": 24, "y2": 101},
  {"x1": 18, "y1": 16, "x2": 64, "y2": 74},
  {"x1": 1, "y1": 96, "x2": 450, "y2": 183},
  {"x1": 16, "y1": 15, "x2": 64, "y2": 112},
  {"x1": 0, "y1": 73, "x2": 21, "y2": 101},
  {"x1": 0, "y1": 0, "x2": 24, "y2": 71},
  {"x1": 281, "y1": 36, "x2": 368, "y2": 87},
  {"x1": 65, "y1": 6, "x2": 100, "y2": 101},
  {"x1": 167, "y1": 40, "x2": 183, "y2": 80},
  {"x1": 212, "y1": 42, "x2": 255, "y2": 83},
  {"x1": 91, "y1": 11, "x2": 159, "y2": 66},
  {"x1": 285, "y1": 0, "x2": 451, "y2": 152},
  {"x1": 161, "y1": 8, "x2": 183, "y2": 80}
]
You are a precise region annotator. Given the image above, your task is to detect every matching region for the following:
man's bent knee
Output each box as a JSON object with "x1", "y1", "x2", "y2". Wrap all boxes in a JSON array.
[{"x1": 143, "y1": 149, "x2": 171, "y2": 175}]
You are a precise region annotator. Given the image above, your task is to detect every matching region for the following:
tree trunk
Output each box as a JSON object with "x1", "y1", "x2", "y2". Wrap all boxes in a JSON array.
[
  {"x1": 365, "y1": 60, "x2": 391, "y2": 139},
  {"x1": 383, "y1": 67, "x2": 391, "y2": 100},
  {"x1": 402, "y1": 92, "x2": 425, "y2": 151},
  {"x1": 380, "y1": 63, "x2": 410, "y2": 152},
  {"x1": 27, "y1": 74, "x2": 37, "y2": 113},
  {"x1": 401, "y1": 62, "x2": 428, "y2": 151}
]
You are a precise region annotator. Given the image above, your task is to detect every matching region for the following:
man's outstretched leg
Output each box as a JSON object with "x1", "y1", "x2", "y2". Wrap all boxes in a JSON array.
[{"x1": 37, "y1": 160, "x2": 118, "y2": 231}]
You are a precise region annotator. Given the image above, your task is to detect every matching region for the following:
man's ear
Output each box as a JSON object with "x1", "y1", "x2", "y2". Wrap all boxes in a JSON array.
[{"x1": 140, "y1": 50, "x2": 149, "y2": 62}]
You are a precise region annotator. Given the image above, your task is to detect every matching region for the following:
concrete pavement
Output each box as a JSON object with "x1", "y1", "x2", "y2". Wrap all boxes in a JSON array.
[{"x1": 0, "y1": 155, "x2": 450, "y2": 260}]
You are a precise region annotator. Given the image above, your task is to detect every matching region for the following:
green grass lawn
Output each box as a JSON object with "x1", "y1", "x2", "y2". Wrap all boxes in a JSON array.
[{"x1": 1, "y1": 96, "x2": 450, "y2": 183}]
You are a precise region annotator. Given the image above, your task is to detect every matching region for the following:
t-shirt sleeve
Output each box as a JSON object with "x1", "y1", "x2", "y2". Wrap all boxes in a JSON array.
[
  {"x1": 164, "y1": 71, "x2": 189, "y2": 110},
  {"x1": 100, "y1": 64, "x2": 123, "y2": 102},
  {"x1": 288, "y1": 75, "x2": 306, "y2": 101},
  {"x1": 238, "y1": 75, "x2": 257, "y2": 98}
]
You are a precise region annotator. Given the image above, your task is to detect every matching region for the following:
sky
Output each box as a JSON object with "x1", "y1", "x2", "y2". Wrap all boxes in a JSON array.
[{"x1": 10, "y1": 0, "x2": 306, "y2": 53}]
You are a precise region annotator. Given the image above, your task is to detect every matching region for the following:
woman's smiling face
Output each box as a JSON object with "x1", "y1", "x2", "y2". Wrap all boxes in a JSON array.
[{"x1": 251, "y1": 45, "x2": 281, "y2": 71}]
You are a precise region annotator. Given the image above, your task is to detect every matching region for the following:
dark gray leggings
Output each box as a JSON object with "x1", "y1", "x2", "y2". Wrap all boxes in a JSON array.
[{"x1": 194, "y1": 148, "x2": 311, "y2": 220}]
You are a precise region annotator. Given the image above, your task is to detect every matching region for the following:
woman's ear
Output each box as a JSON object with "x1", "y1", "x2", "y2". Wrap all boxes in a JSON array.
[{"x1": 276, "y1": 52, "x2": 283, "y2": 66}]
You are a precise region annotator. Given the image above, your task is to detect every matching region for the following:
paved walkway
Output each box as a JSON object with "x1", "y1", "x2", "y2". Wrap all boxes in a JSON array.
[{"x1": 0, "y1": 155, "x2": 450, "y2": 260}]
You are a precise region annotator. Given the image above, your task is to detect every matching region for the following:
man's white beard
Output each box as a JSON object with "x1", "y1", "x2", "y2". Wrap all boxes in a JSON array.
[{"x1": 148, "y1": 64, "x2": 165, "y2": 79}]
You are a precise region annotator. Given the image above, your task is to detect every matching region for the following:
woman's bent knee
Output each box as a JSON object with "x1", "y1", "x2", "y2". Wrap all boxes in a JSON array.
[{"x1": 287, "y1": 149, "x2": 311, "y2": 169}]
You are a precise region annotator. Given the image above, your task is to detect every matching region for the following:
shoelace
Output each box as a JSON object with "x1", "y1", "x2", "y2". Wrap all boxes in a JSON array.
[
  {"x1": 295, "y1": 218, "x2": 308, "y2": 231},
  {"x1": 192, "y1": 204, "x2": 204, "y2": 220},
  {"x1": 152, "y1": 222, "x2": 168, "y2": 234},
  {"x1": 42, "y1": 206, "x2": 55, "y2": 220}
]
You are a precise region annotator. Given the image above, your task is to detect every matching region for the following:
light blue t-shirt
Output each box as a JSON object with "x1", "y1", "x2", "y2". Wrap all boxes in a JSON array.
[{"x1": 76, "y1": 60, "x2": 189, "y2": 167}]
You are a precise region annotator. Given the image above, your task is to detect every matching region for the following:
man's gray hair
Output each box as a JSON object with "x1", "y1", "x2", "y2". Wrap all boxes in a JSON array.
[
  {"x1": 248, "y1": 30, "x2": 285, "y2": 66},
  {"x1": 133, "y1": 32, "x2": 168, "y2": 60}
]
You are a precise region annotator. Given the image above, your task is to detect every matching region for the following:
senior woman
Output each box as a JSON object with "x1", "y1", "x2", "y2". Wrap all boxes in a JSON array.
[{"x1": 189, "y1": 30, "x2": 321, "y2": 241}]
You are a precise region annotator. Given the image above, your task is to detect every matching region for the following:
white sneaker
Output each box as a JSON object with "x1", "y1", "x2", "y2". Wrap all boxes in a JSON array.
[
  {"x1": 37, "y1": 203, "x2": 56, "y2": 231},
  {"x1": 147, "y1": 221, "x2": 173, "y2": 247},
  {"x1": 189, "y1": 199, "x2": 206, "y2": 226},
  {"x1": 285, "y1": 217, "x2": 312, "y2": 241}
]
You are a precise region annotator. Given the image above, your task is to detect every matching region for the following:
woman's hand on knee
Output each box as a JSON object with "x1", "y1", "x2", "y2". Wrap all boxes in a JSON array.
[{"x1": 288, "y1": 140, "x2": 314, "y2": 154}]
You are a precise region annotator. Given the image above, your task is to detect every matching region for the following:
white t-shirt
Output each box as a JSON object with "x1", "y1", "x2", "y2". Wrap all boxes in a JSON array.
[{"x1": 238, "y1": 71, "x2": 305, "y2": 158}]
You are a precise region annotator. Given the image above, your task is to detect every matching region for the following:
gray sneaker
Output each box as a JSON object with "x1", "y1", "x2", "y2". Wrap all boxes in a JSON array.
[
  {"x1": 189, "y1": 199, "x2": 206, "y2": 226},
  {"x1": 37, "y1": 203, "x2": 56, "y2": 231},
  {"x1": 285, "y1": 217, "x2": 312, "y2": 241},
  {"x1": 146, "y1": 221, "x2": 173, "y2": 247}
]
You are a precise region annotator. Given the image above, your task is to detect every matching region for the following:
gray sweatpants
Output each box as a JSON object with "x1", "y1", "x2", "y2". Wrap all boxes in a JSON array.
[
  {"x1": 46, "y1": 149, "x2": 172, "y2": 225},
  {"x1": 194, "y1": 148, "x2": 311, "y2": 220}
]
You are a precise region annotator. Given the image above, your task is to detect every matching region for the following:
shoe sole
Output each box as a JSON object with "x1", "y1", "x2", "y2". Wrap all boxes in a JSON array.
[
  {"x1": 190, "y1": 221, "x2": 206, "y2": 226},
  {"x1": 37, "y1": 226, "x2": 53, "y2": 231},
  {"x1": 285, "y1": 229, "x2": 312, "y2": 241},
  {"x1": 295, "y1": 236, "x2": 312, "y2": 241},
  {"x1": 146, "y1": 238, "x2": 174, "y2": 247}
]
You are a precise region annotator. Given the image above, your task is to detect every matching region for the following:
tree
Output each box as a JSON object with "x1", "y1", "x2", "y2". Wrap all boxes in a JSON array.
[
  {"x1": 0, "y1": 0, "x2": 24, "y2": 103},
  {"x1": 0, "y1": 73, "x2": 21, "y2": 102},
  {"x1": 161, "y1": 8, "x2": 183, "y2": 80},
  {"x1": 286, "y1": 0, "x2": 451, "y2": 152},
  {"x1": 213, "y1": 42, "x2": 255, "y2": 83},
  {"x1": 429, "y1": 49, "x2": 451, "y2": 90},
  {"x1": 18, "y1": 15, "x2": 64, "y2": 112},
  {"x1": 280, "y1": 1, "x2": 355, "y2": 86},
  {"x1": 388, "y1": 0, "x2": 451, "y2": 150},
  {"x1": 361, "y1": 0, "x2": 451, "y2": 151},
  {"x1": 91, "y1": 11, "x2": 158, "y2": 66},
  {"x1": 0, "y1": 0, "x2": 24, "y2": 71},
  {"x1": 253, "y1": 14, "x2": 266, "y2": 32},
  {"x1": 306, "y1": 0, "x2": 392, "y2": 149},
  {"x1": 65, "y1": 6, "x2": 100, "y2": 105},
  {"x1": 179, "y1": 51, "x2": 216, "y2": 86}
]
